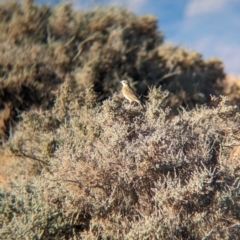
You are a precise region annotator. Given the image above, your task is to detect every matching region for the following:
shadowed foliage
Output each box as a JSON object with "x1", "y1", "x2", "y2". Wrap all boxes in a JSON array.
[{"x1": 0, "y1": 0, "x2": 232, "y2": 142}]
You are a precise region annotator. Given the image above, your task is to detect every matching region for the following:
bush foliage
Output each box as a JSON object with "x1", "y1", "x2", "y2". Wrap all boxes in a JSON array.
[
  {"x1": 1, "y1": 83, "x2": 240, "y2": 239},
  {"x1": 0, "y1": 0, "x2": 229, "y2": 141},
  {"x1": 0, "y1": 0, "x2": 240, "y2": 239}
]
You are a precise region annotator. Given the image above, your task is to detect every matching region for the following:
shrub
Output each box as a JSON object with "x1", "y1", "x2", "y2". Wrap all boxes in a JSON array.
[
  {"x1": 1, "y1": 83, "x2": 240, "y2": 239},
  {"x1": 1, "y1": 1, "x2": 239, "y2": 239},
  {"x1": 0, "y1": 0, "x2": 228, "y2": 141},
  {"x1": 222, "y1": 75, "x2": 240, "y2": 106}
]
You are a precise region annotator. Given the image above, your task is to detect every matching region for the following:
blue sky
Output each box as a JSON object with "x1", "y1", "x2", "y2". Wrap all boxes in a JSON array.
[{"x1": 37, "y1": 0, "x2": 240, "y2": 75}]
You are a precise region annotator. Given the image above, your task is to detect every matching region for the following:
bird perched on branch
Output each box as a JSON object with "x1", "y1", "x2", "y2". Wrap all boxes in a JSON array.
[{"x1": 120, "y1": 80, "x2": 143, "y2": 108}]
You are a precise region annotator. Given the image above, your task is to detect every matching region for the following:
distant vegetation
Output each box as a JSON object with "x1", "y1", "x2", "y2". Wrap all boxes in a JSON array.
[{"x1": 0, "y1": 0, "x2": 240, "y2": 239}]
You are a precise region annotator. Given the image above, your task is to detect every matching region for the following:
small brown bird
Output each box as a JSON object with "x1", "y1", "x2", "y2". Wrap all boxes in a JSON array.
[{"x1": 120, "y1": 80, "x2": 143, "y2": 108}]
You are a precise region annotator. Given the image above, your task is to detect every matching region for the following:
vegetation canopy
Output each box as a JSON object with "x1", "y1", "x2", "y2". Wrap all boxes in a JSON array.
[{"x1": 0, "y1": 0, "x2": 240, "y2": 239}]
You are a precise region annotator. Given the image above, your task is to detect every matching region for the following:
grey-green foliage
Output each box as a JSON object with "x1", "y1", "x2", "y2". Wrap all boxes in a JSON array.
[
  {"x1": 2, "y1": 83, "x2": 240, "y2": 239},
  {"x1": 0, "y1": 181, "x2": 80, "y2": 239}
]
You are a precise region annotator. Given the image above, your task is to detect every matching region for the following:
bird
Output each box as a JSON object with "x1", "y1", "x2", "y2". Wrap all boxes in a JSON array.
[{"x1": 120, "y1": 80, "x2": 143, "y2": 108}]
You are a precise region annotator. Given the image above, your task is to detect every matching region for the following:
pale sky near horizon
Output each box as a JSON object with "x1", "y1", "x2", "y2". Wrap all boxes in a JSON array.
[{"x1": 34, "y1": 0, "x2": 240, "y2": 75}]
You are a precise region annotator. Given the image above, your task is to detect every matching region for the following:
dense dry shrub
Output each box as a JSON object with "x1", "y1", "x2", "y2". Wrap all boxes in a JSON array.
[
  {"x1": 0, "y1": 180, "x2": 81, "y2": 239},
  {"x1": 1, "y1": 83, "x2": 240, "y2": 239},
  {"x1": 222, "y1": 75, "x2": 240, "y2": 106},
  {"x1": 155, "y1": 45, "x2": 225, "y2": 108},
  {"x1": 1, "y1": 1, "x2": 239, "y2": 238},
  {"x1": 0, "y1": 0, "x2": 228, "y2": 141}
]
